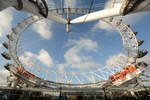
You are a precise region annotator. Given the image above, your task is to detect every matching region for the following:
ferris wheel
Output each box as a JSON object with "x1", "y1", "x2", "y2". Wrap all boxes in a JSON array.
[
  {"x1": 1, "y1": 15, "x2": 148, "y2": 88},
  {"x1": 1, "y1": 0, "x2": 149, "y2": 89}
]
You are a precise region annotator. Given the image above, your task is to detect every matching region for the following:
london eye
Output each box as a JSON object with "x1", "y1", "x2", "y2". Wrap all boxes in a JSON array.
[{"x1": 0, "y1": 0, "x2": 150, "y2": 99}]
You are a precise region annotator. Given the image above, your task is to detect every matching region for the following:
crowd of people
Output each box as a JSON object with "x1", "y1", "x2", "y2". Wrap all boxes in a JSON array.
[
  {"x1": 18, "y1": 68, "x2": 35, "y2": 78},
  {"x1": 109, "y1": 65, "x2": 137, "y2": 82}
]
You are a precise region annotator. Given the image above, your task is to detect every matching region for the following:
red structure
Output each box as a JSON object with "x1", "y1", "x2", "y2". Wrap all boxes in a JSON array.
[
  {"x1": 109, "y1": 65, "x2": 137, "y2": 82},
  {"x1": 18, "y1": 68, "x2": 35, "y2": 78}
]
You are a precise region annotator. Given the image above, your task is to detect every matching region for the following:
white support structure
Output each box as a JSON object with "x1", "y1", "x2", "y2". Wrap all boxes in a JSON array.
[
  {"x1": 1, "y1": 0, "x2": 150, "y2": 24},
  {"x1": 0, "y1": 0, "x2": 67, "y2": 24},
  {"x1": 70, "y1": 3, "x2": 123, "y2": 23},
  {"x1": 70, "y1": 0, "x2": 150, "y2": 24}
]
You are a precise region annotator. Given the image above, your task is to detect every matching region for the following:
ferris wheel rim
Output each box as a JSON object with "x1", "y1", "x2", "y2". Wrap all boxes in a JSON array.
[{"x1": 7, "y1": 15, "x2": 139, "y2": 86}]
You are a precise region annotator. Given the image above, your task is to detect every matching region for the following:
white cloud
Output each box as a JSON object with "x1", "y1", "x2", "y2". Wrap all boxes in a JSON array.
[
  {"x1": 105, "y1": 54, "x2": 150, "y2": 74},
  {"x1": 138, "y1": 56, "x2": 150, "y2": 71},
  {"x1": 37, "y1": 49, "x2": 54, "y2": 67},
  {"x1": 71, "y1": 62, "x2": 99, "y2": 69},
  {"x1": 56, "y1": 38, "x2": 99, "y2": 71},
  {"x1": 106, "y1": 53, "x2": 127, "y2": 67},
  {"x1": 32, "y1": 19, "x2": 53, "y2": 40},
  {"x1": 19, "y1": 53, "x2": 35, "y2": 68},
  {"x1": 138, "y1": 56, "x2": 150, "y2": 64},
  {"x1": 57, "y1": 64, "x2": 66, "y2": 73},
  {"x1": 20, "y1": 49, "x2": 54, "y2": 68},
  {"x1": 92, "y1": 20, "x2": 114, "y2": 32},
  {"x1": 91, "y1": 0, "x2": 116, "y2": 32},
  {"x1": 0, "y1": 8, "x2": 14, "y2": 38},
  {"x1": 105, "y1": 53, "x2": 128, "y2": 73},
  {"x1": 67, "y1": 38, "x2": 98, "y2": 51},
  {"x1": 64, "y1": 48, "x2": 81, "y2": 64},
  {"x1": 64, "y1": 38, "x2": 98, "y2": 65},
  {"x1": 137, "y1": 56, "x2": 150, "y2": 84},
  {"x1": 0, "y1": 70, "x2": 10, "y2": 86}
]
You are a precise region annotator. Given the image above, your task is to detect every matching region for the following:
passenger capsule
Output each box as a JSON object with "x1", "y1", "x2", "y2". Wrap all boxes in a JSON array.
[
  {"x1": 137, "y1": 50, "x2": 148, "y2": 58},
  {"x1": 138, "y1": 40, "x2": 144, "y2": 46},
  {"x1": 2, "y1": 42, "x2": 9, "y2": 49},
  {"x1": 127, "y1": 25, "x2": 130, "y2": 27},
  {"x1": 109, "y1": 17, "x2": 114, "y2": 22},
  {"x1": 6, "y1": 34, "x2": 13, "y2": 41},
  {"x1": 1, "y1": 52, "x2": 11, "y2": 60},
  {"x1": 12, "y1": 28, "x2": 17, "y2": 35},
  {"x1": 116, "y1": 19, "x2": 122, "y2": 26},
  {"x1": 134, "y1": 32, "x2": 138, "y2": 36},
  {"x1": 137, "y1": 62, "x2": 148, "y2": 67},
  {"x1": 4, "y1": 63, "x2": 11, "y2": 70}
]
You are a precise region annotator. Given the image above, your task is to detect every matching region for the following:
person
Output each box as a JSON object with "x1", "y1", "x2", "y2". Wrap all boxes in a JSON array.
[
  {"x1": 120, "y1": 71, "x2": 126, "y2": 79},
  {"x1": 125, "y1": 67, "x2": 130, "y2": 74},
  {"x1": 130, "y1": 66, "x2": 136, "y2": 72},
  {"x1": 109, "y1": 76, "x2": 115, "y2": 82}
]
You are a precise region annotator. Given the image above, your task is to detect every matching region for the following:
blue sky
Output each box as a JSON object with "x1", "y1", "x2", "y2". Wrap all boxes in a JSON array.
[{"x1": 0, "y1": 0, "x2": 150, "y2": 84}]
